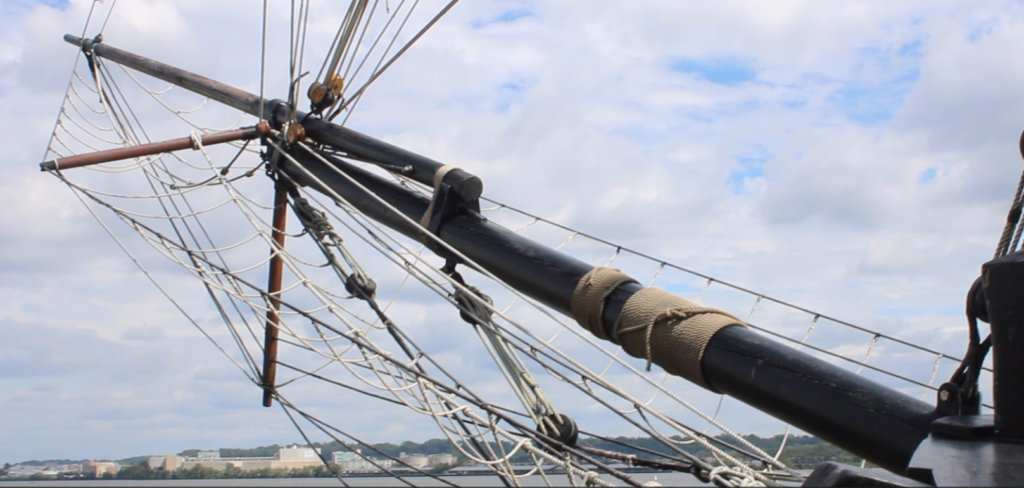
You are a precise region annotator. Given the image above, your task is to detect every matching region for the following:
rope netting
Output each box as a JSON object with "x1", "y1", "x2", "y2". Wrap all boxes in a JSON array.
[{"x1": 40, "y1": 1, "x2": 993, "y2": 487}]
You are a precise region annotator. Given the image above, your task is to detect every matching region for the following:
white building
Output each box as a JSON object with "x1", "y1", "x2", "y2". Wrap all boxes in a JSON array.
[
  {"x1": 398, "y1": 453, "x2": 429, "y2": 469},
  {"x1": 427, "y1": 453, "x2": 457, "y2": 467}
]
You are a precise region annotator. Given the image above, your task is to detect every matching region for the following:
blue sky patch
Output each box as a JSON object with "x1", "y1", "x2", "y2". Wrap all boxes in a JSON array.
[
  {"x1": 898, "y1": 40, "x2": 923, "y2": 58},
  {"x1": 968, "y1": 19, "x2": 1000, "y2": 43},
  {"x1": 492, "y1": 78, "x2": 533, "y2": 113},
  {"x1": 472, "y1": 9, "x2": 532, "y2": 28},
  {"x1": 919, "y1": 167, "x2": 938, "y2": 183},
  {"x1": 727, "y1": 155, "x2": 769, "y2": 195},
  {"x1": 671, "y1": 59, "x2": 756, "y2": 85},
  {"x1": 830, "y1": 69, "x2": 920, "y2": 124},
  {"x1": 38, "y1": 0, "x2": 69, "y2": 9}
]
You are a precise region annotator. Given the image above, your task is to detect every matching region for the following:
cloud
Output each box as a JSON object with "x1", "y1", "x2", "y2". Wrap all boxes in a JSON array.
[{"x1": 1, "y1": 0, "x2": 1020, "y2": 470}]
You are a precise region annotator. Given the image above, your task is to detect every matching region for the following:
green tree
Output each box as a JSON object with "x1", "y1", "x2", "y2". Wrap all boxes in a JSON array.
[
  {"x1": 116, "y1": 461, "x2": 154, "y2": 480},
  {"x1": 177, "y1": 465, "x2": 223, "y2": 479},
  {"x1": 223, "y1": 464, "x2": 246, "y2": 479}
]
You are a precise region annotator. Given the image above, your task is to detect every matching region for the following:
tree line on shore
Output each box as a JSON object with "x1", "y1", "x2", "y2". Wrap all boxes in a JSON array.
[{"x1": 6, "y1": 433, "x2": 865, "y2": 481}]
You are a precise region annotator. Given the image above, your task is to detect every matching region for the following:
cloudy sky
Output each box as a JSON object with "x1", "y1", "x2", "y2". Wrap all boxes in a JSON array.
[{"x1": 2, "y1": 0, "x2": 1024, "y2": 467}]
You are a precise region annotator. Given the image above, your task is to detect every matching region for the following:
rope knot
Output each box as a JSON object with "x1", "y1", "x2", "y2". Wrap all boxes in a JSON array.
[{"x1": 189, "y1": 131, "x2": 203, "y2": 151}]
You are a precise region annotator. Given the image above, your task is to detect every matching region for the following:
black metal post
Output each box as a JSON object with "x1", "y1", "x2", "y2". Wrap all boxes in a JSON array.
[
  {"x1": 60, "y1": 35, "x2": 940, "y2": 475},
  {"x1": 982, "y1": 250, "x2": 1024, "y2": 442}
]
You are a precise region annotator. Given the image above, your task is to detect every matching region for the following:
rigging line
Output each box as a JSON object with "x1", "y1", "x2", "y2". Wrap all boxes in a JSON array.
[
  {"x1": 140, "y1": 224, "x2": 651, "y2": 486},
  {"x1": 97, "y1": 0, "x2": 119, "y2": 34},
  {"x1": 296, "y1": 0, "x2": 312, "y2": 96},
  {"x1": 276, "y1": 397, "x2": 461, "y2": 487},
  {"x1": 276, "y1": 361, "x2": 407, "y2": 406},
  {"x1": 56, "y1": 118, "x2": 117, "y2": 148},
  {"x1": 92, "y1": 60, "x2": 265, "y2": 377},
  {"x1": 275, "y1": 401, "x2": 352, "y2": 488},
  {"x1": 432, "y1": 394, "x2": 636, "y2": 488},
  {"x1": 68, "y1": 82, "x2": 103, "y2": 113},
  {"x1": 63, "y1": 98, "x2": 114, "y2": 132},
  {"x1": 116, "y1": 63, "x2": 251, "y2": 133},
  {"x1": 340, "y1": 0, "x2": 383, "y2": 84},
  {"x1": 112, "y1": 139, "x2": 765, "y2": 480},
  {"x1": 310, "y1": 213, "x2": 783, "y2": 470},
  {"x1": 482, "y1": 321, "x2": 776, "y2": 477},
  {"x1": 635, "y1": 411, "x2": 779, "y2": 485},
  {"x1": 477, "y1": 197, "x2": 979, "y2": 369},
  {"x1": 995, "y1": 154, "x2": 1024, "y2": 257},
  {"x1": 59, "y1": 175, "x2": 260, "y2": 384},
  {"x1": 57, "y1": 108, "x2": 119, "y2": 143},
  {"x1": 329, "y1": 0, "x2": 421, "y2": 124},
  {"x1": 99, "y1": 203, "x2": 604, "y2": 483},
  {"x1": 314, "y1": 10, "x2": 344, "y2": 83},
  {"x1": 72, "y1": 69, "x2": 101, "y2": 94},
  {"x1": 276, "y1": 163, "x2": 781, "y2": 465},
  {"x1": 335, "y1": 0, "x2": 375, "y2": 82},
  {"x1": 747, "y1": 322, "x2": 994, "y2": 409},
  {"x1": 332, "y1": 0, "x2": 460, "y2": 123},
  {"x1": 288, "y1": 196, "x2": 753, "y2": 476},
  {"x1": 286, "y1": 0, "x2": 310, "y2": 113},
  {"x1": 577, "y1": 430, "x2": 702, "y2": 471},
  {"x1": 259, "y1": 0, "x2": 268, "y2": 121},
  {"x1": 249, "y1": 180, "x2": 521, "y2": 470},
  {"x1": 287, "y1": 192, "x2": 780, "y2": 468},
  {"x1": 321, "y1": 0, "x2": 368, "y2": 82}
]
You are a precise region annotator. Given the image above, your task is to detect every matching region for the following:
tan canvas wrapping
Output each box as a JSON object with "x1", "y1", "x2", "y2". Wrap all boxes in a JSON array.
[
  {"x1": 571, "y1": 267, "x2": 745, "y2": 392},
  {"x1": 571, "y1": 267, "x2": 638, "y2": 341}
]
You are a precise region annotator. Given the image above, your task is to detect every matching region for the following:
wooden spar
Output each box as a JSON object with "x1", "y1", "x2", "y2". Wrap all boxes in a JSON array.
[
  {"x1": 59, "y1": 34, "x2": 945, "y2": 474},
  {"x1": 261, "y1": 181, "x2": 291, "y2": 407},
  {"x1": 40, "y1": 123, "x2": 270, "y2": 172},
  {"x1": 62, "y1": 34, "x2": 482, "y2": 202}
]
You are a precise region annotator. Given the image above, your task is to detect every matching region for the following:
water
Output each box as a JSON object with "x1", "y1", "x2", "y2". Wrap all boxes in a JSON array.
[{"x1": 0, "y1": 472, "x2": 704, "y2": 487}]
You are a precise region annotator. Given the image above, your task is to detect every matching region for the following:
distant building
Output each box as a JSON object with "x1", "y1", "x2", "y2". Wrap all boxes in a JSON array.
[
  {"x1": 168, "y1": 445, "x2": 322, "y2": 473},
  {"x1": 426, "y1": 453, "x2": 456, "y2": 467},
  {"x1": 274, "y1": 445, "x2": 322, "y2": 470},
  {"x1": 164, "y1": 455, "x2": 182, "y2": 471},
  {"x1": 398, "y1": 453, "x2": 428, "y2": 469},
  {"x1": 82, "y1": 461, "x2": 120, "y2": 477},
  {"x1": 332, "y1": 449, "x2": 392, "y2": 472},
  {"x1": 147, "y1": 456, "x2": 165, "y2": 469}
]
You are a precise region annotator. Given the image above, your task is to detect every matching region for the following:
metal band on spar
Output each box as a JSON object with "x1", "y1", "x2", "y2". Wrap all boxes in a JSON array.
[{"x1": 60, "y1": 33, "x2": 938, "y2": 475}]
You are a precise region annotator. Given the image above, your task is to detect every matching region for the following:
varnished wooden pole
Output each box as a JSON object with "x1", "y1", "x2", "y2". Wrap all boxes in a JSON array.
[{"x1": 261, "y1": 181, "x2": 289, "y2": 407}]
